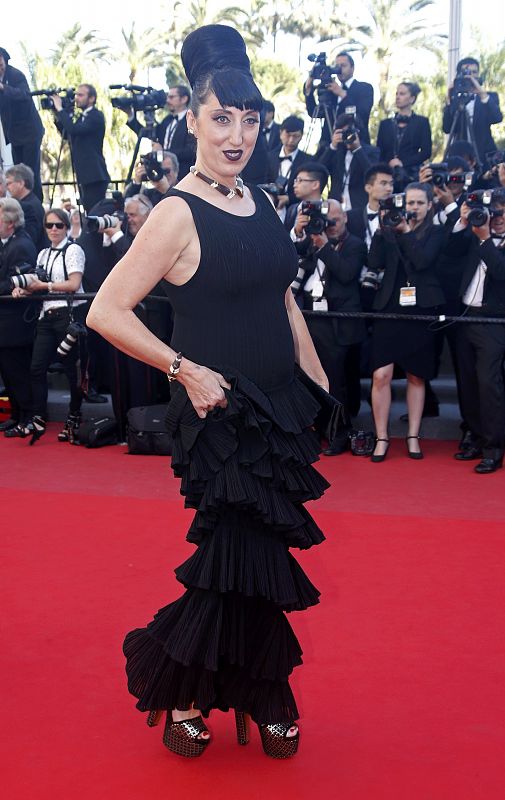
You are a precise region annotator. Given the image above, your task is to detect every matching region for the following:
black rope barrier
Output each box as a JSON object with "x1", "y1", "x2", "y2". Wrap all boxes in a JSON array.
[{"x1": 1, "y1": 293, "x2": 505, "y2": 324}]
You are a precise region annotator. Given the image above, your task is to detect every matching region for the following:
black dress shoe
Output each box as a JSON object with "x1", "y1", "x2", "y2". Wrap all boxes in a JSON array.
[
  {"x1": 83, "y1": 389, "x2": 107, "y2": 404},
  {"x1": 454, "y1": 446, "x2": 483, "y2": 461},
  {"x1": 0, "y1": 418, "x2": 18, "y2": 432},
  {"x1": 474, "y1": 457, "x2": 503, "y2": 474}
]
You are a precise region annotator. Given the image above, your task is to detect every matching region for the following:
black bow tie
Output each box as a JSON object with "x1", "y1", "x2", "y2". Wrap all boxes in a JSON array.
[
  {"x1": 367, "y1": 213, "x2": 378, "y2": 221},
  {"x1": 279, "y1": 155, "x2": 293, "y2": 162},
  {"x1": 396, "y1": 114, "x2": 411, "y2": 124}
]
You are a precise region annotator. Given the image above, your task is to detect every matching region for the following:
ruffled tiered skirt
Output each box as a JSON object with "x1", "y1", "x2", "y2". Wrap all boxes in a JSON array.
[{"x1": 123, "y1": 370, "x2": 330, "y2": 724}]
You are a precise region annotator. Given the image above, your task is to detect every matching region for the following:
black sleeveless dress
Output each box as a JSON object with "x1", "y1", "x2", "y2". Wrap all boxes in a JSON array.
[{"x1": 123, "y1": 185, "x2": 330, "y2": 724}]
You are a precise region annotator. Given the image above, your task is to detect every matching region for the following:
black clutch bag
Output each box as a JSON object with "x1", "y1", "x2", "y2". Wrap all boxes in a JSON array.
[{"x1": 296, "y1": 366, "x2": 344, "y2": 443}]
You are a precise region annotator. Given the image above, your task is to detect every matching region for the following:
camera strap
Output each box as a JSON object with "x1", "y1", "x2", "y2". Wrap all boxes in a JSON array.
[{"x1": 45, "y1": 242, "x2": 71, "y2": 281}]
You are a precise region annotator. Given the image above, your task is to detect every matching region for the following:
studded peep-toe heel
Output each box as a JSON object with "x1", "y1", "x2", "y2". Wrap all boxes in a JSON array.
[
  {"x1": 146, "y1": 710, "x2": 210, "y2": 757},
  {"x1": 234, "y1": 710, "x2": 299, "y2": 758}
]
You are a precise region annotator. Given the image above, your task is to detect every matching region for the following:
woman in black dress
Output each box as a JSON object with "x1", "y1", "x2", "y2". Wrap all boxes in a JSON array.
[
  {"x1": 88, "y1": 25, "x2": 330, "y2": 759},
  {"x1": 369, "y1": 183, "x2": 445, "y2": 461},
  {"x1": 376, "y1": 82, "x2": 432, "y2": 191}
]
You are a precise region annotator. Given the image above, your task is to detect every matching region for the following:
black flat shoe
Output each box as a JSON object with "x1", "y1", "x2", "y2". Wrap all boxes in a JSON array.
[
  {"x1": 371, "y1": 438, "x2": 390, "y2": 463},
  {"x1": 474, "y1": 457, "x2": 503, "y2": 474},
  {"x1": 406, "y1": 435, "x2": 423, "y2": 460},
  {"x1": 454, "y1": 446, "x2": 482, "y2": 461}
]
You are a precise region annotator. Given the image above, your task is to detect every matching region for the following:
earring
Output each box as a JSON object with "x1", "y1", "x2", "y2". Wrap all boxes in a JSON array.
[{"x1": 188, "y1": 127, "x2": 194, "y2": 134}]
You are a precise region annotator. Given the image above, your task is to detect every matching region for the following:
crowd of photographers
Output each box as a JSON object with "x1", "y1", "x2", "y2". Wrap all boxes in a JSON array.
[{"x1": 1, "y1": 44, "x2": 505, "y2": 473}]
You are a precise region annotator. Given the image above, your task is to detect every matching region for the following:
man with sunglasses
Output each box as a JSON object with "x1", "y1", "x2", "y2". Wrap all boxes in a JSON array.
[{"x1": 124, "y1": 150, "x2": 179, "y2": 207}]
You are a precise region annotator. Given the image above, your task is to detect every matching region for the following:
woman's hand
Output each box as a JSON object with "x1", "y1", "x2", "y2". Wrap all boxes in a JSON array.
[{"x1": 178, "y1": 360, "x2": 231, "y2": 419}]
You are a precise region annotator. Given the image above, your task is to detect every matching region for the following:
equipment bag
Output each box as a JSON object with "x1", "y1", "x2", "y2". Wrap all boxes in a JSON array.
[
  {"x1": 77, "y1": 416, "x2": 119, "y2": 448},
  {"x1": 127, "y1": 404, "x2": 172, "y2": 456}
]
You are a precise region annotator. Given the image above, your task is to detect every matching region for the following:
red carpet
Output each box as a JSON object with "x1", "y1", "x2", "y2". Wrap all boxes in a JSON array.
[{"x1": 2, "y1": 430, "x2": 505, "y2": 800}]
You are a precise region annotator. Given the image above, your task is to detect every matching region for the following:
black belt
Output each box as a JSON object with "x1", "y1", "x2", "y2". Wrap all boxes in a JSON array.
[{"x1": 43, "y1": 307, "x2": 71, "y2": 318}]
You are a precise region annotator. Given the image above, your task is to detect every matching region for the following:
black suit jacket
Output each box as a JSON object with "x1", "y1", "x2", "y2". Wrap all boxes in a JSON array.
[
  {"x1": 319, "y1": 143, "x2": 380, "y2": 208},
  {"x1": 448, "y1": 229, "x2": 505, "y2": 315},
  {"x1": 377, "y1": 114, "x2": 432, "y2": 168},
  {"x1": 268, "y1": 148, "x2": 314, "y2": 206},
  {"x1": 305, "y1": 79, "x2": 374, "y2": 146},
  {"x1": 443, "y1": 93, "x2": 502, "y2": 165},
  {"x1": 0, "y1": 65, "x2": 44, "y2": 145},
  {"x1": 262, "y1": 122, "x2": 281, "y2": 152},
  {"x1": 56, "y1": 107, "x2": 110, "y2": 185},
  {"x1": 0, "y1": 229, "x2": 38, "y2": 346},
  {"x1": 369, "y1": 224, "x2": 446, "y2": 310},
  {"x1": 19, "y1": 192, "x2": 47, "y2": 252}
]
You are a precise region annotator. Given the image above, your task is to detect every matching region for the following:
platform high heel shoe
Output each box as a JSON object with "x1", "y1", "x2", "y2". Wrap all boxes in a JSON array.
[
  {"x1": 58, "y1": 412, "x2": 81, "y2": 443},
  {"x1": 26, "y1": 416, "x2": 46, "y2": 445},
  {"x1": 146, "y1": 710, "x2": 211, "y2": 758},
  {"x1": 235, "y1": 711, "x2": 299, "y2": 759}
]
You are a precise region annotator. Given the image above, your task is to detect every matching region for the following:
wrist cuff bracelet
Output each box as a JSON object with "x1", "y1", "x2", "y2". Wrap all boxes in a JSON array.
[{"x1": 167, "y1": 352, "x2": 183, "y2": 382}]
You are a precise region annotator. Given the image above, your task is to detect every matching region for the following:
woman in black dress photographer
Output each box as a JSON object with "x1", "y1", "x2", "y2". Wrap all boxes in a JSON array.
[
  {"x1": 377, "y1": 82, "x2": 432, "y2": 190},
  {"x1": 368, "y1": 182, "x2": 445, "y2": 461},
  {"x1": 88, "y1": 25, "x2": 330, "y2": 760}
]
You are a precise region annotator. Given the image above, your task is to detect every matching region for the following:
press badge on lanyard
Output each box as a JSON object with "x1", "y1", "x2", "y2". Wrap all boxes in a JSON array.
[{"x1": 399, "y1": 283, "x2": 416, "y2": 306}]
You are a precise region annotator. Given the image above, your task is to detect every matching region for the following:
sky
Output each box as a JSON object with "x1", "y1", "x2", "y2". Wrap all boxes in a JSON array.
[{"x1": 3, "y1": 0, "x2": 505, "y2": 85}]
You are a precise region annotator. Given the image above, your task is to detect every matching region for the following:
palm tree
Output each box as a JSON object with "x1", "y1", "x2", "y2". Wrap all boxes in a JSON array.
[
  {"x1": 118, "y1": 23, "x2": 167, "y2": 83},
  {"x1": 50, "y1": 24, "x2": 111, "y2": 68}
]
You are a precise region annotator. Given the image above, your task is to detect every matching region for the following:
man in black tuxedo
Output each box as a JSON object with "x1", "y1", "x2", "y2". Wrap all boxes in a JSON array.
[
  {"x1": 284, "y1": 162, "x2": 330, "y2": 234},
  {"x1": 52, "y1": 84, "x2": 110, "y2": 213},
  {"x1": 319, "y1": 113, "x2": 379, "y2": 209},
  {"x1": 268, "y1": 116, "x2": 313, "y2": 217},
  {"x1": 0, "y1": 197, "x2": 37, "y2": 432},
  {"x1": 261, "y1": 100, "x2": 281, "y2": 151},
  {"x1": 0, "y1": 47, "x2": 44, "y2": 200},
  {"x1": 443, "y1": 57, "x2": 502, "y2": 168},
  {"x1": 304, "y1": 51, "x2": 374, "y2": 148},
  {"x1": 291, "y1": 198, "x2": 366, "y2": 451},
  {"x1": 450, "y1": 193, "x2": 505, "y2": 473},
  {"x1": 5, "y1": 163, "x2": 46, "y2": 251}
]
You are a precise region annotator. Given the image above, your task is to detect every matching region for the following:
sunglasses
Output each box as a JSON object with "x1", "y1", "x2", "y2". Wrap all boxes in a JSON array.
[{"x1": 45, "y1": 221, "x2": 66, "y2": 229}]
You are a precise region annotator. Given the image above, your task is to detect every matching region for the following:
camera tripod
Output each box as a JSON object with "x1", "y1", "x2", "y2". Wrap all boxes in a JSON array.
[
  {"x1": 443, "y1": 98, "x2": 481, "y2": 168},
  {"x1": 126, "y1": 109, "x2": 158, "y2": 184},
  {"x1": 304, "y1": 99, "x2": 336, "y2": 156},
  {"x1": 49, "y1": 127, "x2": 82, "y2": 213}
]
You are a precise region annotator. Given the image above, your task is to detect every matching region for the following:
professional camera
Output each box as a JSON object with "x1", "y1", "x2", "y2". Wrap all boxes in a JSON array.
[
  {"x1": 342, "y1": 125, "x2": 359, "y2": 145},
  {"x1": 110, "y1": 84, "x2": 167, "y2": 114},
  {"x1": 307, "y1": 52, "x2": 340, "y2": 107},
  {"x1": 10, "y1": 264, "x2": 50, "y2": 290},
  {"x1": 86, "y1": 191, "x2": 125, "y2": 232},
  {"x1": 301, "y1": 200, "x2": 336, "y2": 235},
  {"x1": 31, "y1": 88, "x2": 75, "y2": 113},
  {"x1": 466, "y1": 188, "x2": 505, "y2": 227},
  {"x1": 140, "y1": 151, "x2": 165, "y2": 182},
  {"x1": 57, "y1": 321, "x2": 87, "y2": 358},
  {"x1": 379, "y1": 193, "x2": 417, "y2": 227},
  {"x1": 361, "y1": 269, "x2": 382, "y2": 291},
  {"x1": 485, "y1": 150, "x2": 505, "y2": 169},
  {"x1": 428, "y1": 163, "x2": 449, "y2": 187},
  {"x1": 257, "y1": 176, "x2": 289, "y2": 199},
  {"x1": 453, "y1": 68, "x2": 475, "y2": 103}
]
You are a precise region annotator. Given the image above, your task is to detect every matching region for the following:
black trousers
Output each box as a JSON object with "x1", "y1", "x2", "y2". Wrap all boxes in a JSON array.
[
  {"x1": 80, "y1": 181, "x2": 109, "y2": 213},
  {"x1": 455, "y1": 318, "x2": 505, "y2": 459},
  {"x1": 12, "y1": 140, "x2": 43, "y2": 201},
  {"x1": 307, "y1": 316, "x2": 351, "y2": 420},
  {"x1": 30, "y1": 308, "x2": 83, "y2": 418},
  {"x1": 0, "y1": 345, "x2": 33, "y2": 423}
]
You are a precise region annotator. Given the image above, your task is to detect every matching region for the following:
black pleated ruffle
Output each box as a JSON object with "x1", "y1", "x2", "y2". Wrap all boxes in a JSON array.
[{"x1": 124, "y1": 370, "x2": 329, "y2": 724}]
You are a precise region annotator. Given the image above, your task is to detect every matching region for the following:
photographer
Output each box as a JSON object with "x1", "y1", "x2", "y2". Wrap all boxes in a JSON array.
[
  {"x1": 0, "y1": 47, "x2": 44, "y2": 199},
  {"x1": 5, "y1": 163, "x2": 46, "y2": 250},
  {"x1": 0, "y1": 197, "x2": 37, "y2": 434},
  {"x1": 319, "y1": 112, "x2": 379, "y2": 209},
  {"x1": 304, "y1": 51, "x2": 373, "y2": 148},
  {"x1": 124, "y1": 150, "x2": 178, "y2": 206},
  {"x1": 9, "y1": 208, "x2": 86, "y2": 444},
  {"x1": 52, "y1": 84, "x2": 110, "y2": 212},
  {"x1": 346, "y1": 163, "x2": 394, "y2": 249},
  {"x1": 261, "y1": 100, "x2": 281, "y2": 151},
  {"x1": 368, "y1": 183, "x2": 446, "y2": 461},
  {"x1": 377, "y1": 82, "x2": 432, "y2": 190},
  {"x1": 450, "y1": 191, "x2": 505, "y2": 473},
  {"x1": 443, "y1": 57, "x2": 502, "y2": 166},
  {"x1": 268, "y1": 116, "x2": 313, "y2": 215},
  {"x1": 292, "y1": 197, "x2": 367, "y2": 452}
]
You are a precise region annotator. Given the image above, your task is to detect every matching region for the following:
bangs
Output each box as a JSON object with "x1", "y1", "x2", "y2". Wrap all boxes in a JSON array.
[{"x1": 208, "y1": 68, "x2": 263, "y2": 112}]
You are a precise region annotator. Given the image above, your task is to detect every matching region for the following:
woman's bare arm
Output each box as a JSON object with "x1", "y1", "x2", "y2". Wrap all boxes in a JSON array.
[{"x1": 285, "y1": 288, "x2": 329, "y2": 390}]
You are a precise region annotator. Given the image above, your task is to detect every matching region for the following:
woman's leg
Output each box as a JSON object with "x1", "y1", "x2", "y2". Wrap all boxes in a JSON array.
[
  {"x1": 371, "y1": 363, "x2": 394, "y2": 456},
  {"x1": 406, "y1": 373, "x2": 425, "y2": 454}
]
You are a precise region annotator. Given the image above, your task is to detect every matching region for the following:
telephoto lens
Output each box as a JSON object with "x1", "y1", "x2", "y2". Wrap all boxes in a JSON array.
[{"x1": 56, "y1": 322, "x2": 86, "y2": 357}]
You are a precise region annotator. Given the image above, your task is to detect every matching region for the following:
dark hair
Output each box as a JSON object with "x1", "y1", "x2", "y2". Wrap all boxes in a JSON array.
[
  {"x1": 45, "y1": 207, "x2": 70, "y2": 229},
  {"x1": 405, "y1": 181, "x2": 433, "y2": 202},
  {"x1": 456, "y1": 57, "x2": 479, "y2": 73},
  {"x1": 0, "y1": 47, "x2": 10, "y2": 61},
  {"x1": 447, "y1": 140, "x2": 477, "y2": 163},
  {"x1": 334, "y1": 112, "x2": 364, "y2": 132},
  {"x1": 280, "y1": 115, "x2": 304, "y2": 133},
  {"x1": 399, "y1": 81, "x2": 421, "y2": 100},
  {"x1": 337, "y1": 51, "x2": 354, "y2": 69},
  {"x1": 181, "y1": 25, "x2": 262, "y2": 115},
  {"x1": 173, "y1": 85, "x2": 191, "y2": 104},
  {"x1": 263, "y1": 100, "x2": 275, "y2": 114},
  {"x1": 294, "y1": 162, "x2": 329, "y2": 192},
  {"x1": 447, "y1": 156, "x2": 468, "y2": 172},
  {"x1": 364, "y1": 163, "x2": 394, "y2": 184},
  {"x1": 80, "y1": 83, "x2": 97, "y2": 103}
]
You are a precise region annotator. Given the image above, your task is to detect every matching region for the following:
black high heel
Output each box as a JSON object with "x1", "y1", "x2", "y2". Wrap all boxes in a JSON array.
[
  {"x1": 371, "y1": 438, "x2": 390, "y2": 463},
  {"x1": 58, "y1": 412, "x2": 81, "y2": 443},
  {"x1": 406, "y1": 435, "x2": 423, "y2": 460},
  {"x1": 234, "y1": 710, "x2": 299, "y2": 759},
  {"x1": 145, "y1": 710, "x2": 210, "y2": 757},
  {"x1": 4, "y1": 422, "x2": 33, "y2": 439},
  {"x1": 29, "y1": 416, "x2": 46, "y2": 446}
]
